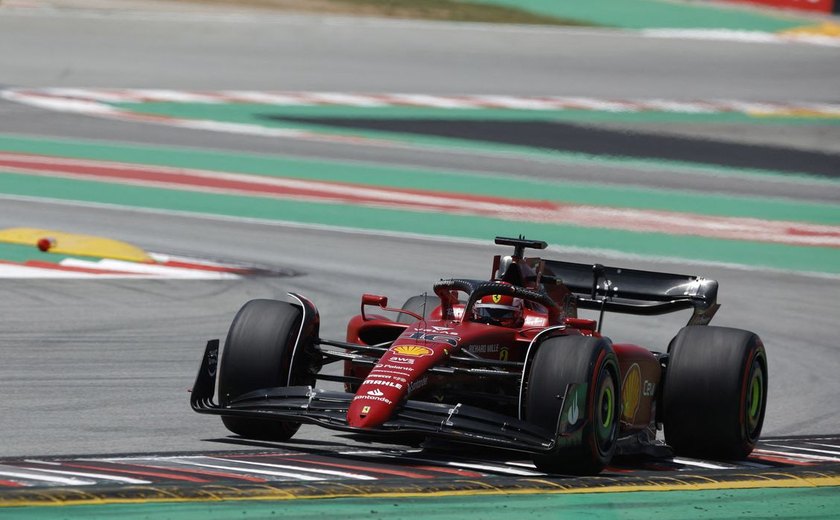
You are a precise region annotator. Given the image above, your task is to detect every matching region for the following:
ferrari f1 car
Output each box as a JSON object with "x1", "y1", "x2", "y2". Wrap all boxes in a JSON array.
[{"x1": 191, "y1": 236, "x2": 767, "y2": 475}]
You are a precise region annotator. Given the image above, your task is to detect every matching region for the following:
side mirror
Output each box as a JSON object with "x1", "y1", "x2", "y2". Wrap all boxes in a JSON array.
[
  {"x1": 362, "y1": 294, "x2": 388, "y2": 308},
  {"x1": 361, "y1": 294, "x2": 388, "y2": 321}
]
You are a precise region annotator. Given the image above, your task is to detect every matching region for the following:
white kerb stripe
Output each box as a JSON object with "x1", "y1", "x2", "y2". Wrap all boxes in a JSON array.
[
  {"x1": 752, "y1": 448, "x2": 840, "y2": 463},
  {"x1": 119, "y1": 89, "x2": 224, "y2": 103},
  {"x1": 442, "y1": 461, "x2": 545, "y2": 476},
  {"x1": 221, "y1": 91, "x2": 314, "y2": 105},
  {"x1": 472, "y1": 95, "x2": 561, "y2": 110},
  {"x1": 806, "y1": 442, "x2": 840, "y2": 450},
  {"x1": 41, "y1": 88, "x2": 138, "y2": 103},
  {"x1": 388, "y1": 94, "x2": 479, "y2": 109},
  {"x1": 552, "y1": 97, "x2": 638, "y2": 112},
  {"x1": 14, "y1": 467, "x2": 149, "y2": 484},
  {"x1": 168, "y1": 460, "x2": 324, "y2": 481},
  {"x1": 764, "y1": 444, "x2": 840, "y2": 457},
  {"x1": 716, "y1": 100, "x2": 787, "y2": 114},
  {"x1": 0, "y1": 264, "x2": 102, "y2": 278},
  {"x1": 637, "y1": 99, "x2": 717, "y2": 113},
  {"x1": 671, "y1": 458, "x2": 734, "y2": 470},
  {"x1": 796, "y1": 103, "x2": 840, "y2": 115},
  {"x1": 0, "y1": 469, "x2": 95, "y2": 485},
  {"x1": 641, "y1": 29, "x2": 782, "y2": 44},
  {"x1": 205, "y1": 458, "x2": 377, "y2": 480},
  {"x1": 1, "y1": 92, "x2": 120, "y2": 115},
  {"x1": 60, "y1": 259, "x2": 241, "y2": 279},
  {"x1": 301, "y1": 93, "x2": 388, "y2": 107}
]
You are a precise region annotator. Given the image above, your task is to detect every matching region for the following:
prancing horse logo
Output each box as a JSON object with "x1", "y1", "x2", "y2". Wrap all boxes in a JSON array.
[{"x1": 492, "y1": 294, "x2": 502, "y2": 304}]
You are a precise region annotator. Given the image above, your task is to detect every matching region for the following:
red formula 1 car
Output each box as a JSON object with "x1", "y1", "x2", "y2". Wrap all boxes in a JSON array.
[{"x1": 191, "y1": 236, "x2": 767, "y2": 475}]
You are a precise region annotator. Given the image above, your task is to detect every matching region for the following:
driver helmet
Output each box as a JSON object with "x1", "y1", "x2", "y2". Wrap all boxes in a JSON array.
[{"x1": 473, "y1": 294, "x2": 524, "y2": 327}]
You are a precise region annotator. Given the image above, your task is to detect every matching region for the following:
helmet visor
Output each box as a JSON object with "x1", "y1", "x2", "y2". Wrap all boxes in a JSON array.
[{"x1": 474, "y1": 304, "x2": 517, "y2": 322}]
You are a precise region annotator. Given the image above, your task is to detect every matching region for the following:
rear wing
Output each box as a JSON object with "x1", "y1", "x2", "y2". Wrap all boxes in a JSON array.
[{"x1": 541, "y1": 259, "x2": 719, "y2": 326}]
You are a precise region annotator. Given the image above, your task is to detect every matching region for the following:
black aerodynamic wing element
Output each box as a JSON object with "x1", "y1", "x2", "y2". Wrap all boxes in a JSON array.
[
  {"x1": 542, "y1": 260, "x2": 719, "y2": 325},
  {"x1": 190, "y1": 340, "x2": 555, "y2": 452}
]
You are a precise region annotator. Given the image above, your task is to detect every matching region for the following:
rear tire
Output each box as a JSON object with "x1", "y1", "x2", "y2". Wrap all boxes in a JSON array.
[
  {"x1": 218, "y1": 299, "x2": 313, "y2": 441},
  {"x1": 396, "y1": 294, "x2": 438, "y2": 324},
  {"x1": 662, "y1": 326, "x2": 767, "y2": 459},
  {"x1": 526, "y1": 336, "x2": 620, "y2": 475}
]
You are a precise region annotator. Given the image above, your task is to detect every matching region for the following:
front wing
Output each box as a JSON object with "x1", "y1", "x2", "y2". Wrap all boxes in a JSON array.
[{"x1": 191, "y1": 340, "x2": 578, "y2": 454}]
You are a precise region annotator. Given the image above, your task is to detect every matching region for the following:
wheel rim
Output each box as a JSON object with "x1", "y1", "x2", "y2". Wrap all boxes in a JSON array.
[
  {"x1": 745, "y1": 358, "x2": 765, "y2": 438},
  {"x1": 595, "y1": 371, "x2": 617, "y2": 454},
  {"x1": 600, "y1": 385, "x2": 614, "y2": 429}
]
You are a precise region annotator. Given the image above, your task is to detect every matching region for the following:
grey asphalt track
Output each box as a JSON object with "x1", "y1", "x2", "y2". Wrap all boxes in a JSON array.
[
  {"x1": 0, "y1": 5, "x2": 838, "y2": 458},
  {"x1": 1, "y1": 7, "x2": 838, "y2": 100},
  {"x1": 1, "y1": 198, "x2": 838, "y2": 457}
]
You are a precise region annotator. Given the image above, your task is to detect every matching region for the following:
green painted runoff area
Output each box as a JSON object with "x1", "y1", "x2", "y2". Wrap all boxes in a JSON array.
[
  {"x1": 0, "y1": 242, "x2": 98, "y2": 264},
  {"x1": 115, "y1": 101, "x2": 840, "y2": 125},
  {"x1": 1, "y1": 136, "x2": 838, "y2": 274},
  {"x1": 466, "y1": 0, "x2": 811, "y2": 30},
  {"x1": 2, "y1": 486, "x2": 838, "y2": 519},
  {"x1": 1, "y1": 136, "x2": 836, "y2": 225},
  {"x1": 109, "y1": 102, "x2": 840, "y2": 182}
]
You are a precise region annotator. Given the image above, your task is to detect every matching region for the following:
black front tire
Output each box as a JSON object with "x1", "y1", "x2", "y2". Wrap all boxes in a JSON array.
[
  {"x1": 662, "y1": 325, "x2": 767, "y2": 459},
  {"x1": 526, "y1": 335, "x2": 620, "y2": 475},
  {"x1": 218, "y1": 299, "x2": 312, "y2": 441}
]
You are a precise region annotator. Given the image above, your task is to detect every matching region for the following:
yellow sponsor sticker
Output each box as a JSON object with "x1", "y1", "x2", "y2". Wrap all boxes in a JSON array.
[
  {"x1": 391, "y1": 345, "x2": 434, "y2": 357},
  {"x1": 622, "y1": 363, "x2": 641, "y2": 422}
]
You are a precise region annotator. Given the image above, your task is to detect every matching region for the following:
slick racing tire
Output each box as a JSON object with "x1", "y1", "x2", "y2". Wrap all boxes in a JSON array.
[
  {"x1": 396, "y1": 294, "x2": 438, "y2": 324},
  {"x1": 526, "y1": 336, "x2": 620, "y2": 475},
  {"x1": 662, "y1": 326, "x2": 767, "y2": 460},
  {"x1": 218, "y1": 299, "x2": 313, "y2": 441}
]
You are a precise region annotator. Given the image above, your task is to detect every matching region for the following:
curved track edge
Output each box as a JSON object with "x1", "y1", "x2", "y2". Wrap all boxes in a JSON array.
[{"x1": 2, "y1": 466, "x2": 838, "y2": 508}]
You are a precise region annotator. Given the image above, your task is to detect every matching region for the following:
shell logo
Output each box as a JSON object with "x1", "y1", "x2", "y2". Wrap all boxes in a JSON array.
[
  {"x1": 391, "y1": 345, "x2": 434, "y2": 357},
  {"x1": 622, "y1": 363, "x2": 641, "y2": 422}
]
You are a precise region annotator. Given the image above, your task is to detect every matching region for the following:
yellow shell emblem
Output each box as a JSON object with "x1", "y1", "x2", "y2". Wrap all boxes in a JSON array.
[
  {"x1": 622, "y1": 363, "x2": 641, "y2": 422},
  {"x1": 392, "y1": 345, "x2": 434, "y2": 357}
]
